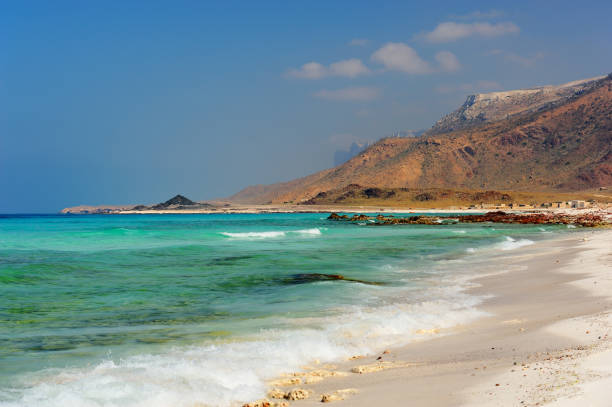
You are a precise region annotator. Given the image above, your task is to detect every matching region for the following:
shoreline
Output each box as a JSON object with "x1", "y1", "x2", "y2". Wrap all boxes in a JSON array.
[
  {"x1": 59, "y1": 205, "x2": 612, "y2": 220},
  {"x1": 58, "y1": 200, "x2": 612, "y2": 216},
  {"x1": 248, "y1": 229, "x2": 612, "y2": 407}
]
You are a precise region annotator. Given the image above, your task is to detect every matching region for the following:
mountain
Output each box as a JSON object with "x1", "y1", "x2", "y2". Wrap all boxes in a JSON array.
[
  {"x1": 229, "y1": 74, "x2": 612, "y2": 204},
  {"x1": 151, "y1": 194, "x2": 196, "y2": 209},
  {"x1": 61, "y1": 194, "x2": 212, "y2": 213},
  {"x1": 429, "y1": 76, "x2": 605, "y2": 134}
]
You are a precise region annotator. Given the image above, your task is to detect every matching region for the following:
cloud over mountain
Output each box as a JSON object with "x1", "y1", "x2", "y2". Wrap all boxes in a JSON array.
[
  {"x1": 287, "y1": 58, "x2": 370, "y2": 79},
  {"x1": 371, "y1": 42, "x2": 431, "y2": 74},
  {"x1": 371, "y1": 43, "x2": 460, "y2": 74},
  {"x1": 435, "y1": 51, "x2": 461, "y2": 72},
  {"x1": 425, "y1": 21, "x2": 519, "y2": 42}
]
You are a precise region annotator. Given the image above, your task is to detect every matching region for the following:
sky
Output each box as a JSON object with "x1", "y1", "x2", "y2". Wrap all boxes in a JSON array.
[{"x1": 1, "y1": 0, "x2": 611, "y2": 212}]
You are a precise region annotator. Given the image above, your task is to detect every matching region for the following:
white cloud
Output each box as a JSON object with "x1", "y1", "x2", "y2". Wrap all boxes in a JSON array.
[
  {"x1": 287, "y1": 58, "x2": 370, "y2": 79},
  {"x1": 349, "y1": 38, "x2": 369, "y2": 46},
  {"x1": 371, "y1": 42, "x2": 431, "y2": 74},
  {"x1": 435, "y1": 51, "x2": 461, "y2": 72},
  {"x1": 370, "y1": 43, "x2": 460, "y2": 74},
  {"x1": 425, "y1": 21, "x2": 519, "y2": 43},
  {"x1": 435, "y1": 80, "x2": 502, "y2": 94},
  {"x1": 329, "y1": 59, "x2": 371, "y2": 78},
  {"x1": 314, "y1": 86, "x2": 381, "y2": 101},
  {"x1": 287, "y1": 62, "x2": 328, "y2": 79}
]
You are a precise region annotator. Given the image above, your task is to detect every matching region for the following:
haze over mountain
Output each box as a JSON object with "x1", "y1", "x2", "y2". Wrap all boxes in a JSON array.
[{"x1": 230, "y1": 74, "x2": 612, "y2": 204}]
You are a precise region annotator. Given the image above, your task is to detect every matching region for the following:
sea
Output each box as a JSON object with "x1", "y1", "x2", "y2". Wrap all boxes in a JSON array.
[{"x1": 0, "y1": 213, "x2": 572, "y2": 406}]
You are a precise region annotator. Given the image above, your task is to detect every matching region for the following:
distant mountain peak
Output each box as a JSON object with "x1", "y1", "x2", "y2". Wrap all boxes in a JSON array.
[{"x1": 155, "y1": 194, "x2": 196, "y2": 208}]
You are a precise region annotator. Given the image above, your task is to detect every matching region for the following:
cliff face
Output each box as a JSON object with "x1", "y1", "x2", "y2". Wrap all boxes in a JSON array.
[
  {"x1": 229, "y1": 75, "x2": 612, "y2": 204},
  {"x1": 429, "y1": 76, "x2": 605, "y2": 134}
]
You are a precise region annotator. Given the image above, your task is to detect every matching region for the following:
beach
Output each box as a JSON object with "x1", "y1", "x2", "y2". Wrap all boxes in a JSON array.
[
  {"x1": 259, "y1": 229, "x2": 612, "y2": 407},
  {"x1": 1, "y1": 213, "x2": 610, "y2": 407}
]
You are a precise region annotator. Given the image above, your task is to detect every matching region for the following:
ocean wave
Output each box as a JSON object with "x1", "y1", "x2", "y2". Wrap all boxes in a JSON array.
[
  {"x1": 221, "y1": 228, "x2": 322, "y2": 240},
  {"x1": 3, "y1": 288, "x2": 485, "y2": 407},
  {"x1": 496, "y1": 236, "x2": 534, "y2": 251}
]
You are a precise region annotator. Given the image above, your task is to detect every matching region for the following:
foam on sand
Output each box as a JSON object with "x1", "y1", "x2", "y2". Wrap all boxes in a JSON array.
[{"x1": 497, "y1": 236, "x2": 534, "y2": 251}]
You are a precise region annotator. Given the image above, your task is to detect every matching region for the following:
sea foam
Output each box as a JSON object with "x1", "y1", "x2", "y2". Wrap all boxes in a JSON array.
[
  {"x1": 2, "y1": 286, "x2": 485, "y2": 407},
  {"x1": 221, "y1": 228, "x2": 322, "y2": 240},
  {"x1": 497, "y1": 236, "x2": 534, "y2": 251}
]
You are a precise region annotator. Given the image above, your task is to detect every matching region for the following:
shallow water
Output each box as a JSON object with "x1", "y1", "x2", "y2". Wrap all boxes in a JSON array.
[{"x1": 0, "y1": 213, "x2": 569, "y2": 406}]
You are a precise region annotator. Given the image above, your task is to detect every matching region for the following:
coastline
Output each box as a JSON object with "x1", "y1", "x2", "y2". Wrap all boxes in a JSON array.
[
  {"x1": 109, "y1": 205, "x2": 608, "y2": 218},
  {"x1": 250, "y1": 229, "x2": 612, "y2": 407}
]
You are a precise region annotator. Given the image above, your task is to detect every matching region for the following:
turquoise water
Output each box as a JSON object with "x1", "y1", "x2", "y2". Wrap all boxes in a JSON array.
[{"x1": 0, "y1": 213, "x2": 568, "y2": 406}]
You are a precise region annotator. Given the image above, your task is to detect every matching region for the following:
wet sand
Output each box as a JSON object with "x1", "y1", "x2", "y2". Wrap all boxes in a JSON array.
[{"x1": 253, "y1": 229, "x2": 612, "y2": 407}]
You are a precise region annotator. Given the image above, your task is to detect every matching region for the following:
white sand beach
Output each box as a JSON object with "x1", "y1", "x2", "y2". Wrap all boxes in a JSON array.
[{"x1": 247, "y1": 229, "x2": 612, "y2": 407}]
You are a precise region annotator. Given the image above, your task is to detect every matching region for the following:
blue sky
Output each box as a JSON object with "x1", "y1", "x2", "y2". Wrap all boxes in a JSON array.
[{"x1": 1, "y1": 0, "x2": 611, "y2": 212}]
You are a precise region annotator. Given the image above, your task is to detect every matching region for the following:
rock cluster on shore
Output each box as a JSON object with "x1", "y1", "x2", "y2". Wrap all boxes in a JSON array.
[{"x1": 327, "y1": 211, "x2": 608, "y2": 227}]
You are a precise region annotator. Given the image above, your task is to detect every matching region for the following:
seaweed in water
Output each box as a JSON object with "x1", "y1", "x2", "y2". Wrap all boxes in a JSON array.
[{"x1": 286, "y1": 273, "x2": 385, "y2": 286}]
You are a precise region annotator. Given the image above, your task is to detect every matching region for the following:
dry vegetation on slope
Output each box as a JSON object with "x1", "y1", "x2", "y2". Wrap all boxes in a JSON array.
[
  {"x1": 300, "y1": 184, "x2": 612, "y2": 209},
  {"x1": 230, "y1": 75, "x2": 612, "y2": 205}
]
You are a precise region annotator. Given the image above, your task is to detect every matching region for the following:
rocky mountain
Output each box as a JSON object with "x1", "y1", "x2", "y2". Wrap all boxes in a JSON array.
[
  {"x1": 229, "y1": 74, "x2": 612, "y2": 204},
  {"x1": 150, "y1": 194, "x2": 196, "y2": 209},
  {"x1": 429, "y1": 76, "x2": 605, "y2": 134},
  {"x1": 62, "y1": 194, "x2": 212, "y2": 213}
]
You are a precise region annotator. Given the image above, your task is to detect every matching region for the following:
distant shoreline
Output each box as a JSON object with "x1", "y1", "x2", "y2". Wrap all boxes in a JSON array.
[{"x1": 60, "y1": 203, "x2": 612, "y2": 216}]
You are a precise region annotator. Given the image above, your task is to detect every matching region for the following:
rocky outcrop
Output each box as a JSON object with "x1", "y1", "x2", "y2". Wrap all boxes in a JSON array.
[
  {"x1": 61, "y1": 194, "x2": 216, "y2": 214},
  {"x1": 429, "y1": 76, "x2": 606, "y2": 134},
  {"x1": 456, "y1": 211, "x2": 606, "y2": 227},
  {"x1": 327, "y1": 212, "x2": 608, "y2": 227},
  {"x1": 60, "y1": 205, "x2": 136, "y2": 214},
  {"x1": 151, "y1": 194, "x2": 197, "y2": 209}
]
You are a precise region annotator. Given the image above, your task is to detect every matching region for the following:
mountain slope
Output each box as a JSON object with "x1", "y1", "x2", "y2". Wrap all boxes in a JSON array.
[
  {"x1": 230, "y1": 75, "x2": 612, "y2": 204},
  {"x1": 429, "y1": 76, "x2": 605, "y2": 134}
]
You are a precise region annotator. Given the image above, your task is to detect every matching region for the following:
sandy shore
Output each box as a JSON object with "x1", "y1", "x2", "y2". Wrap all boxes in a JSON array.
[{"x1": 251, "y1": 229, "x2": 612, "y2": 407}]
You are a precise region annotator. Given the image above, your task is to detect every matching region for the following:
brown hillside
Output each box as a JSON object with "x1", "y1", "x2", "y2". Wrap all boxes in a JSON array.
[{"x1": 230, "y1": 75, "x2": 612, "y2": 204}]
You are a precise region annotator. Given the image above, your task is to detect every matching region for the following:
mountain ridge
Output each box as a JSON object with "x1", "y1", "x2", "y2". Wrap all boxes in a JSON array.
[
  {"x1": 229, "y1": 74, "x2": 612, "y2": 204},
  {"x1": 428, "y1": 75, "x2": 606, "y2": 135}
]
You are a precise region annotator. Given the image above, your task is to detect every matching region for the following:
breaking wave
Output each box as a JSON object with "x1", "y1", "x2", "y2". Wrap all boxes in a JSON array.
[
  {"x1": 496, "y1": 236, "x2": 534, "y2": 251},
  {"x1": 1, "y1": 286, "x2": 485, "y2": 407},
  {"x1": 221, "y1": 228, "x2": 323, "y2": 240}
]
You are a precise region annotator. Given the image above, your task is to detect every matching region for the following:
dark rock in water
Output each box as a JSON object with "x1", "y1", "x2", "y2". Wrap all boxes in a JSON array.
[
  {"x1": 208, "y1": 255, "x2": 254, "y2": 266},
  {"x1": 287, "y1": 273, "x2": 385, "y2": 286},
  {"x1": 327, "y1": 209, "x2": 607, "y2": 227},
  {"x1": 350, "y1": 214, "x2": 370, "y2": 221},
  {"x1": 291, "y1": 273, "x2": 345, "y2": 283},
  {"x1": 328, "y1": 212, "x2": 349, "y2": 220}
]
